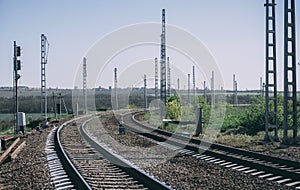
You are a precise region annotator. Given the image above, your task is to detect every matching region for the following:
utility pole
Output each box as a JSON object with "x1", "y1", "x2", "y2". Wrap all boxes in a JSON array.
[
  {"x1": 83, "y1": 57, "x2": 87, "y2": 114},
  {"x1": 177, "y1": 78, "x2": 180, "y2": 93},
  {"x1": 59, "y1": 93, "x2": 62, "y2": 115},
  {"x1": 233, "y1": 74, "x2": 238, "y2": 106},
  {"x1": 188, "y1": 74, "x2": 190, "y2": 105},
  {"x1": 114, "y1": 68, "x2": 118, "y2": 110},
  {"x1": 264, "y1": 0, "x2": 279, "y2": 141},
  {"x1": 167, "y1": 57, "x2": 171, "y2": 97},
  {"x1": 144, "y1": 74, "x2": 147, "y2": 110},
  {"x1": 211, "y1": 71, "x2": 215, "y2": 108},
  {"x1": 155, "y1": 57, "x2": 158, "y2": 100},
  {"x1": 13, "y1": 41, "x2": 21, "y2": 134},
  {"x1": 52, "y1": 92, "x2": 57, "y2": 119},
  {"x1": 193, "y1": 66, "x2": 196, "y2": 104},
  {"x1": 203, "y1": 81, "x2": 207, "y2": 102},
  {"x1": 283, "y1": 0, "x2": 297, "y2": 144},
  {"x1": 260, "y1": 77, "x2": 263, "y2": 97},
  {"x1": 160, "y1": 9, "x2": 167, "y2": 119},
  {"x1": 41, "y1": 34, "x2": 49, "y2": 120}
]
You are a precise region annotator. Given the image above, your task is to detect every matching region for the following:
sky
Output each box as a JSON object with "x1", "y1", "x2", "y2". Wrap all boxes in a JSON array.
[{"x1": 0, "y1": 0, "x2": 299, "y2": 90}]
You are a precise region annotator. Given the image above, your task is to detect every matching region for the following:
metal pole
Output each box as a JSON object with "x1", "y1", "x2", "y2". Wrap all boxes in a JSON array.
[
  {"x1": 59, "y1": 93, "x2": 62, "y2": 115},
  {"x1": 203, "y1": 81, "x2": 207, "y2": 102},
  {"x1": 144, "y1": 74, "x2": 147, "y2": 110},
  {"x1": 283, "y1": 0, "x2": 297, "y2": 144},
  {"x1": 264, "y1": 0, "x2": 279, "y2": 142},
  {"x1": 233, "y1": 74, "x2": 235, "y2": 106},
  {"x1": 188, "y1": 74, "x2": 190, "y2": 105},
  {"x1": 41, "y1": 34, "x2": 48, "y2": 120},
  {"x1": 155, "y1": 57, "x2": 158, "y2": 100},
  {"x1": 14, "y1": 41, "x2": 18, "y2": 134},
  {"x1": 114, "y1": 68, "x2": 118, "y2": 110},
  {"x1": 160, "y1": 9, "x2": 167, "y2": 119},
  {"x1": 83, "y1": 57, "x2": 87, "y2": 114},
  {"x1": 211, "y1": 71, "x2": 215, "y2": 108},
  {"x1": 193, "y1": 65, "x2": 196, "y2": 104},
  {"x1": 195, "y1": 107, "x2": 203, "y2": 136},
  {"x1": 167, "y1": 57, "x2": 171, "y2": 97},
  {"x1": 177, "y1": 78, "x2": 180, "y2": 93}
]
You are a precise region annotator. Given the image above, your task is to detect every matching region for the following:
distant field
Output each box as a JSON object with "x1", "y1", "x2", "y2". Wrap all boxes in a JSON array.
[{"x1": 0, "y1": 113, "x2": 57, "y2": 122}]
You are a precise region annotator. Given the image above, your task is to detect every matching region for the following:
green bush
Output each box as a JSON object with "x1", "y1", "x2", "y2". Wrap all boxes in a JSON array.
[{"x1": 166, "y1": 93, "x2": 181, "y2": 120}]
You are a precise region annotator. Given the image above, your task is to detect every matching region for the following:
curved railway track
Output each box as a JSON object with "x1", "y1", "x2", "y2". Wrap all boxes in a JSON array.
[
  {"x1": 121, "y1": 111, "x2": 300, "y2": 189},
  {"x1": 46, "y1": 114, "x2": 172, "y2": 190}
]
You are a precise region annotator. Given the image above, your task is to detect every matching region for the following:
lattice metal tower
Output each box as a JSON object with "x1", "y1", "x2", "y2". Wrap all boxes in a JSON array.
[
  {"x1": 264, "y1": 0, "x2": 279, "y2": 141},
  {"x1": 83, "y1": 57, "x2": 87, "y2": 114},
  {"x1": 233, "y1": 74, "x2": 238, "y2": 106},
  {"x1": 203, "y1": 81, "x2": 207, "y2": 102},
  {"x1": 160, "y1": 9, "x2": 167, "y2": 118},
  {"x1": 211, "y1": 71, "x2": 215, "y2": 107},
  {"x1": 114, "y1": 68, "x2": 118, "y2": 110},
  {"x1": 177, "y1": 78, "x2": 180, "y2": 92},
  {"x1": 144, "y1": 74, "x2": 147, "y2": 110},
  {"x1": 155, "y1": 57, "x2": 158, "y2": 100},
  {"x1": 167, "y1": 57, "x2": 171, "y2": 97},
  {"x1": 283, "y1": 0, "x2": 297, "y2": 144},
  {"x1": 188, "y1": 74, "x2": 190, "y2": 104},
  {"x1": 41, "y1": 34, "x2": 49, "y2": 119},
  {"x1": 260, "y1": 77, "x2": 264, "y2": 97},
  {"x1": 193, "y1": 66, "x2": 196, "y2": 103}
]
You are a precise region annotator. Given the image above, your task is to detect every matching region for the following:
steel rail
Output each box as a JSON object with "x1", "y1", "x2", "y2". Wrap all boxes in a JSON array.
[
  {"x1": 80, "y1": 116, "x2": 173, "y2": 190},
  {"x1": 55, "y1": 116, "x2": 92, "y2": 190},
  {"x1": 124, "y1": 111, "x2": 300, "y2": 183}
]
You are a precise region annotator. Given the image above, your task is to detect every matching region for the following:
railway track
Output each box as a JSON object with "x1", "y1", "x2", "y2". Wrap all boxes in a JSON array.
[
  {"x1": 121, "y1": 111, "x2": 300, "y2": 189},
  {"x1": 46, "y1": 114, "x2": 172, "y2": 190}
]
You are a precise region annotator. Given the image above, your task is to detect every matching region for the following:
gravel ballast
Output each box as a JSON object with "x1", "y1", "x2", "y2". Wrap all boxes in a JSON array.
[
  {"x1": 0, "y1": 128, "x2": 54, "y2": 189},
  {"x1": 86, "y1": 112, "x2": 296, "y2": 190}
]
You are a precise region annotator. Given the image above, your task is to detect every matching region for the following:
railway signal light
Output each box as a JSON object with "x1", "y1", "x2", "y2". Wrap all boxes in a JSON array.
[
  {"x1": 16, "y1": 46, "x2": 21, "y2": 57},
  {"x1": 13, "y1": 41, "x2": 22, "y2": 134},
  {"x1": 16, "y1": 60, "x2": 21, "y2": 70},
  {"x1": 14, "y1": 43, "x2": 22, "y2": 72}
]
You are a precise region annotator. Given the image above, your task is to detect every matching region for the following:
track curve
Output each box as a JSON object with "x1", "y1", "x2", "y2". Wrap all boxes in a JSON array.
[
  {"x1": 121, "y1": 111, "x2": 300, "y2": 189},
  {"x1": 47, "y1": 113, "x2": 173, "y2": 190}
]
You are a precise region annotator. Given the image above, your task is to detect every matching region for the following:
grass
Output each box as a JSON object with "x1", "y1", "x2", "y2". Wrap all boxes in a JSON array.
[
  {"x1": 215, "y1": 133, "x2": 256, "y2": 147},
  {"x1": 0, "y1": 127, "x2": 14, "y2": 135},
  {"x1": 0, "y1": 113, "x2": 72, "y2": 135}
]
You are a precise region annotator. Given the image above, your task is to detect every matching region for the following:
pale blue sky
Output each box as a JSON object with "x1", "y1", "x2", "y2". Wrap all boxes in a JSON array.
[{"x1": 0, "y1": 0, "x2": 299, "y2": 90}]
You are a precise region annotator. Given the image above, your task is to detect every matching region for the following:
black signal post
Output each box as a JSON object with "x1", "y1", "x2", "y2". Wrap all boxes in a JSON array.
[{"x1": 13, "y1": 41, "x2": 21, "y2": 134}]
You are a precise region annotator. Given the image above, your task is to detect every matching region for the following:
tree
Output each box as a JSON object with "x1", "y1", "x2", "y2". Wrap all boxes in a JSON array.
[{"x1": 166, "y1": 93, "x2": 181, "y2": 120}]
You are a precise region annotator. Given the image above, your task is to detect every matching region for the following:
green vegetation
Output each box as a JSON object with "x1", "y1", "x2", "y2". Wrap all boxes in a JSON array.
[
  {"x1": 221, "y1": 99, "x2": 265, "y2": 135},
  {"x1": 144, "y1": 94, "x2": 300, "y2": 143},
  {"x1": 0, "y1": 113, "x2": 72, "y2": 134},
  {"x1": 166, "y1": 93, "x2": 181, "y2": 120},
  {"x1": 0, "y1": 119, "x2": 14, "y2": 135},
  {"x1": 221, "y1": 95, "x2": 300, "y2": 137}
]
